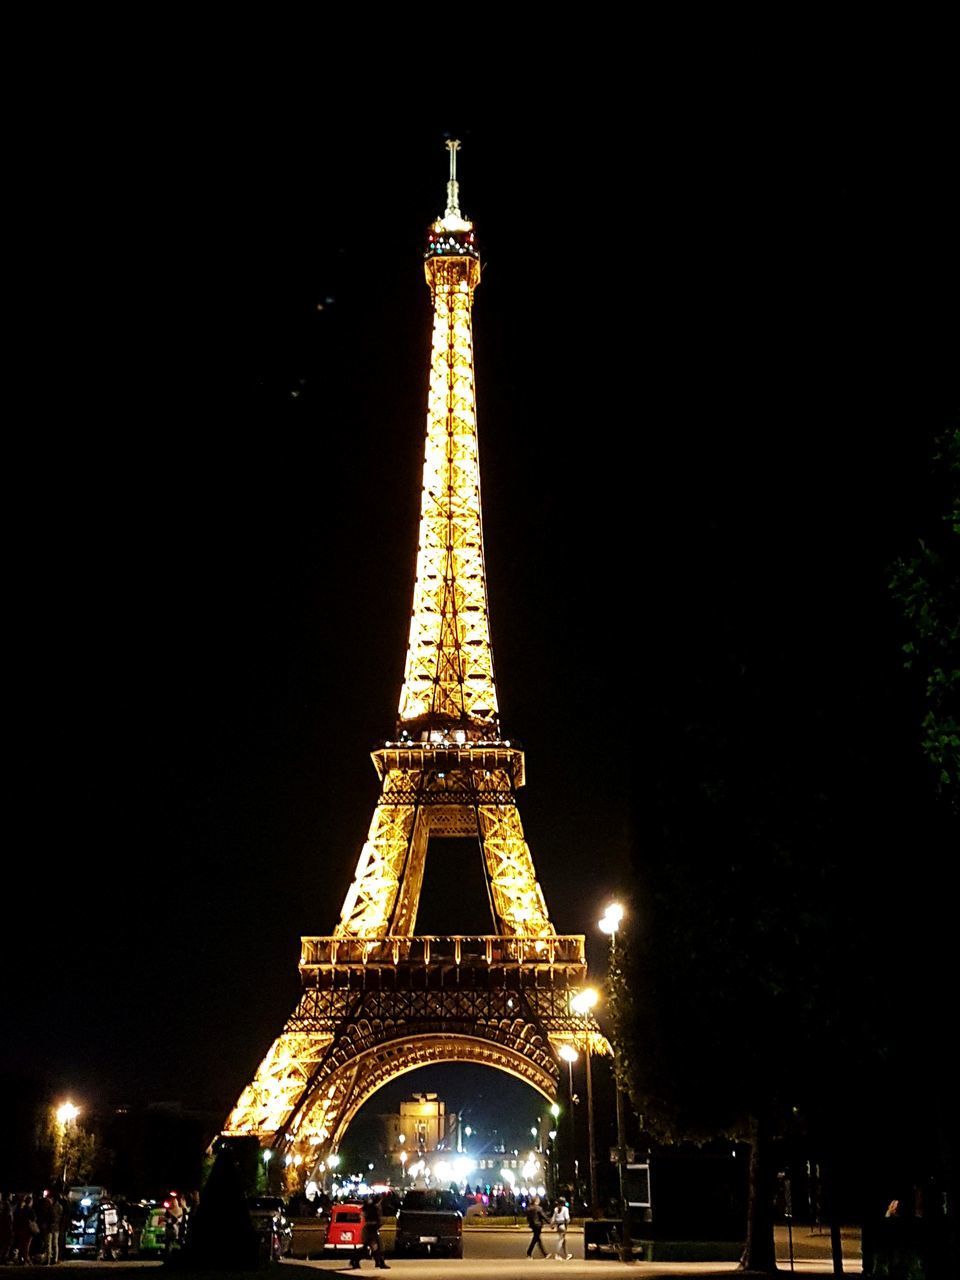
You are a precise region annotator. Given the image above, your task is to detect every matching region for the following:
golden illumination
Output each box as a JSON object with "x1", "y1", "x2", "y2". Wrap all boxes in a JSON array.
[
  {"x1": 222, "y1": 143, "x2": 608, "y2": 1180},
  {"x1": 398, "y1": 248, "x2": 495, "y2": 730},
  {"x1": 225, "y1": 1032, "x2": 334, "y2": 1137}
]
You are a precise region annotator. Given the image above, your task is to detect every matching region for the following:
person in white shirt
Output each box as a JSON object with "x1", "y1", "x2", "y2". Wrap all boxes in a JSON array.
[{"x1": 550, "y1": 1199, "x2": 572, "y2": 1260}]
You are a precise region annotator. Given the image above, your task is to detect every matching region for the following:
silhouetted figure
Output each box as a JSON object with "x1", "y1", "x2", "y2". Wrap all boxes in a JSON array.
[
  {"x1": 356, "y1": 1195, "x2": 389, "y2": 1270},
  {"x1": 1, "y1": 1193, "x2": 15, "y2": 1263},
  {"x1": 13, "y1": 1195, "x2": 37, "y2": 1265},
  {"x1": 37, "y1": 1193, "x2": 61, "y2": 1265},
  {"x1": 170, "y1": 1148, "x2": 259, "y2": 1270},
  {"x1": 525, "y1": 1196, "x2": 548, "y2": 1258}
]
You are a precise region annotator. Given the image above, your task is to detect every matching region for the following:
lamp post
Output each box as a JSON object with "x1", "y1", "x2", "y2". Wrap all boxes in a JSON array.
[
  {"x1": 558, "y1": 1045, "x2": 579, "y2": 1197},
  {"x1": 326, "y1": 1152, "x2": 340, "y2": 1197},
  {"x1": 549, "y1": 1103, "x2": 560, "y2": 1197},
  {"x1": 599, "y1": 902, "x2": 632, "y2": 1263},
  {"x1": 571, "y1": 987, "x2": 600, "y2": 1212},
  {"x1": 55, "y1": 1102, "x2": 80, "y2": 1190}
]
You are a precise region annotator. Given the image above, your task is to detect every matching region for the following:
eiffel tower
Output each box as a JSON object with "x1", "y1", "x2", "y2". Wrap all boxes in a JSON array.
[{"x1": 224, "y1": 141, "x2": 608, "y2": 1178}]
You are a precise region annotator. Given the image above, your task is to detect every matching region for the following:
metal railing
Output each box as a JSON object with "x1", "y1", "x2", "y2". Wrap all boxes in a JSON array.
[{"x1": 299, "y1": 934, "x2": 586, "y2": 970}]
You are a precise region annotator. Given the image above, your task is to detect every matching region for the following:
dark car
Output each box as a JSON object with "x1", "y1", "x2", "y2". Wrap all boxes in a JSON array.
[
  {"x1": 246, "y1": 1197, "x2": 292, "y2": 1260},
  {"x1": 395, "y1": 1188, "x2": 463, "y2": 1259},
  {"x1": 64, "y1": 1192, "x2": 123, "y2": 1259}
]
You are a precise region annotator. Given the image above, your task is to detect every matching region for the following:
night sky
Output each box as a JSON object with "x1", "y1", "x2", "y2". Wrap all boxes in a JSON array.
[{"x1": 5, "y1": 101, "x2": 956, "y2": 1148}]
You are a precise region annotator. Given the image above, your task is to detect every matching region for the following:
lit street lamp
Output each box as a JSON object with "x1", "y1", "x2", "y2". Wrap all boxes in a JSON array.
[
  {"x1": 549, "y1": 1103, "x2": 561, "y2": 1196},
  {"x1": 599, "y1": 902, "x2": 632, "y2": 1263},
  {"x1": 558, "y1": 1045, "x2": 579, "y2": 1195},
  {"x1": 54, "y1": 1101, "x2": 80, "y2": 1189},
  {"x1": 571, "y1": 986, "x2": 600, "y2": 1211}
]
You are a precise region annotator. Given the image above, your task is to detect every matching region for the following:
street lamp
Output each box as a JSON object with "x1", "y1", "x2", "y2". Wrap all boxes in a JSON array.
[
  {"x1": 598, "y1": 902, "x2": 623, "y2": 935},
  {"x1": 559, "y1": 1045, "x2": 580, "y2": 1198},
  {"x1": 54, "y1": 1102, "x2": 80, "y2": 1189},
  {"x1": 548, "y1": 1103, "x2": 561, "y2": 1196},
  {"x1": 599, "y1": 902, "x2": 632, "y2": 1262},
  {"x1": 571, "y1": 987, "x2": 600, "y2": 1211}
]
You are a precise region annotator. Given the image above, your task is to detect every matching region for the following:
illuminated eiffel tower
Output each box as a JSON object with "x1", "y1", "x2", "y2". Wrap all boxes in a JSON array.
[{"x1": 224, "y1": 141, "x2": 608, "y2": 1178}]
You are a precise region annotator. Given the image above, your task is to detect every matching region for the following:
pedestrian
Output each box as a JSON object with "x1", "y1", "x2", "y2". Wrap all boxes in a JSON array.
[
  {"x1": 525, "y1": 1195, "x2": 548, "y2": 1258},
  {"x1": 37, "y1": 1193, "x2": 61, "y2": 1266},
  {"x1": 13, "y1": 1194, "x2": 38, "y2": 1265},
  {"x1": 163, "y1": 1194, "x2": 183, "y2": 1256},
  {"x1": 354, "y1": 1194, "x2": 389, "y2": 1270},
  {"x1": 0, "y1": 1193, "x2": 14, "y2": 1263},
  {"x1": 550, "y1": 1197, "x2": 572, "y2": 1260},
  {"x1": 55, "y1": 1195, "x2": 69, "y2": 1264}
]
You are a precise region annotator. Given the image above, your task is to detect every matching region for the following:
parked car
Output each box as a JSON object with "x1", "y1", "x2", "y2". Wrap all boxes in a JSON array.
[
  {"x1": 137, "y1": 1203, "x2": 170, "y2": 1256},
  {"x1": 395, "y1": 1187, "x2": 463, "y2": 1258},
  {"x1": 246, "y1": 1196, "x2": 292, "y2": 1260},
  {"x1": 64, "y1": 1189, "x2": 123, "y2": 1259},
  {"x1": 323, "y1": 1202, "x2": 365, "y2": 1262}
]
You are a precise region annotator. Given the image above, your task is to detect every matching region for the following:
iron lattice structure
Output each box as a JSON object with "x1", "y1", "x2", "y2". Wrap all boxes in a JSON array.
[{"x1": 224, "y1": 143, "x2": 607, "y2": 1176}]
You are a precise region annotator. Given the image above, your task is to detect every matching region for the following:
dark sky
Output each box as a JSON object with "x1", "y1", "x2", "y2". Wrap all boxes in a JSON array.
[{"x1": 5, "y1": 101, "x2": 956, "y2": 1138}]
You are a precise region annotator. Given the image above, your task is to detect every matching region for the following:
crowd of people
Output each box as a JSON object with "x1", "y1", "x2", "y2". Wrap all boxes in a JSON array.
[
  {"x1": 0, "y1": 1192, "x2": 64, "y2": 1266},
  {"x1": 2, "y1": 1182, "x2": 578, "y2": 1265},
  {"x1": 0, "y1": 1188, "x2": 204, "y2": 1265}
]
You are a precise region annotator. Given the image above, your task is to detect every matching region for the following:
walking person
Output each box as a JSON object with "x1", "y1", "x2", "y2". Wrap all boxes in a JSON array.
[
  {"x1": 353, "y1": 1194, "x2": 389, "y2": 1270},
  {"x1": 550, "y1": 1197, "x2": 572, "y2": 1260},
  {"x1": 525, "y1": 1195, "x2": 548, "y2": 1259}
]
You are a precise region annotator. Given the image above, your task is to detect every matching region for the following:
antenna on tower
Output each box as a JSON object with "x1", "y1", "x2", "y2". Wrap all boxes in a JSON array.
[{"x1": 445, "y1": 139, "x2": 462, "y2": 220}]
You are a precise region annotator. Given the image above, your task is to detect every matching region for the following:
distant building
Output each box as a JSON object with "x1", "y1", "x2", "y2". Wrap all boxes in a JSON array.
[{"x1": 379, "y1": 1092, "x2": 462, "y2": 1175}]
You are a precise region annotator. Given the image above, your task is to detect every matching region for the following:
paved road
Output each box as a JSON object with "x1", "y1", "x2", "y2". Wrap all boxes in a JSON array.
[
  {"x1": 50, "y1": 1224, "x2": 863, "y2": 1280},
  {"x1": 53, "y1": 1263, "x2": 860, "y2": 1280}
]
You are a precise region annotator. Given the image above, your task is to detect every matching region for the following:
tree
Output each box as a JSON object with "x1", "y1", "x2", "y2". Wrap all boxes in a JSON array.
[
  {"x1": 889, "y1": 427, "x2": 960, "y2": 811},
  {"x1": 888, "y1": 426, "x2": 960, "y2": 1279},
  {"x1": 609, "y1": 486, "x2": 929, "y2": 1272}
]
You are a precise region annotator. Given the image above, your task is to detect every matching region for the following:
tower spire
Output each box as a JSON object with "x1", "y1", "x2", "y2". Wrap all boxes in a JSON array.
[
  {"x1": 445, "y1": 138, "x2": 462, "y2": 221},
  {"x1": 437, "y1": 137, "x2": 472, "y2": 233}
]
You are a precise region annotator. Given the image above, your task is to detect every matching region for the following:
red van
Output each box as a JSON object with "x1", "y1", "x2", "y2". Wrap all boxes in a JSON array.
[{"x1": 324, "y1": 1203, "x2": 365, "y2": 1261}]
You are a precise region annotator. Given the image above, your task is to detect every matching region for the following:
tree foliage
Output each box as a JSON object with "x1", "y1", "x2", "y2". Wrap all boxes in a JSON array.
[
  {"x1": 889, "y1": 427, "x2": 960, "y2": 809},
  {"x1": 605, "y1": 483, "x2": 936, "y2": 1270}
]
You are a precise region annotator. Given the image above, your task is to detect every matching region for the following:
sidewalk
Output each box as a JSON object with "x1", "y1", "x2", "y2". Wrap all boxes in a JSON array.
[
  {"x1": 773, "y1": 1224, "x2": 861, "y2": 1264},
  {"x1": 462, "y1": 1222, "x2": 862, "y2": 1264}
]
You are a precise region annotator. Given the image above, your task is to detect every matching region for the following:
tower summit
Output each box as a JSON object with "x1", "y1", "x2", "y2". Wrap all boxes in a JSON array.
[
  {"x1": 223, "y1": 143, "x2": 607, "y2": 1175},
  {"x1": 399, "y1": 139, "x2": 495, "y2": 737}
]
